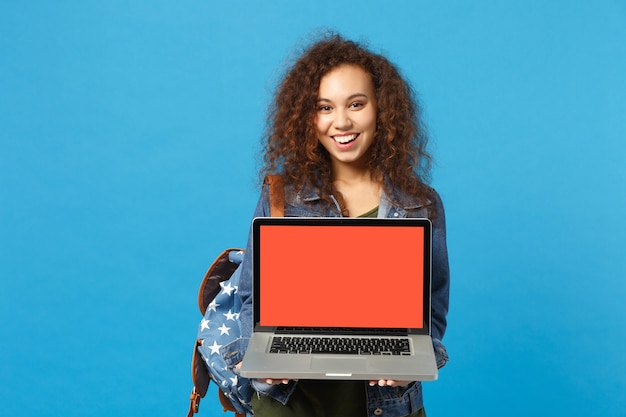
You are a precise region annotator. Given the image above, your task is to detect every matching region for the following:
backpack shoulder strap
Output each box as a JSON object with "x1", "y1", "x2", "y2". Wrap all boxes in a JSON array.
[{"x1": 264, "y1": 174, "x2": 284, "y2": 217}]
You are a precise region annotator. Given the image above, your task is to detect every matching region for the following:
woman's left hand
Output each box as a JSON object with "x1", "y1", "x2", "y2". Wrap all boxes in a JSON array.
[{"x1": 368, "y1": 379, "x2": 413, "y2": 387}]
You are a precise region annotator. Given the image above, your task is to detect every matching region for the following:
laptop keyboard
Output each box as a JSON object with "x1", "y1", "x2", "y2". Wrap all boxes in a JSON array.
[{"x1": 269, "y1": 336, "x2": 412, "y2": 355}]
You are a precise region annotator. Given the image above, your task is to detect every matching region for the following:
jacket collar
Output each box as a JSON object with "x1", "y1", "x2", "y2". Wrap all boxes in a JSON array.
[{"x1": 291, "y1": 179, "x2": 428, "y2": 211}]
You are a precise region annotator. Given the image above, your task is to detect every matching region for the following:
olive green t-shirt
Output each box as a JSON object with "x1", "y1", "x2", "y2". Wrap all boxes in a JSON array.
[{"x1": 358, "y1": 206, "x2": 379, "y2": 218}]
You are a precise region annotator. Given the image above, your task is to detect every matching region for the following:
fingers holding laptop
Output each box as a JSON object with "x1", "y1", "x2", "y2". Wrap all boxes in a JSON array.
[
  {"x1": 258, "y1": 377, "x2": 401, "y2": 386},
  {"x1": 369, "y1": 379, "x2": 413, "y2": 387},
  {"x1": 262, "y1": 378, "x2": 295, "y2": 385}
]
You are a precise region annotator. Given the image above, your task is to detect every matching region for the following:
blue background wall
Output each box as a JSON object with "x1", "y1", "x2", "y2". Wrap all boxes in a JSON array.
[{"x1": 2, "y1": 1, "x2": 625, "y2": 415}]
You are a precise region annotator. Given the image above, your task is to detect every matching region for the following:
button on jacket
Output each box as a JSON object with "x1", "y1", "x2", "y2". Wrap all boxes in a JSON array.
[{"x1": 222, "y1": 180, "x2": 450, "y2": 417}]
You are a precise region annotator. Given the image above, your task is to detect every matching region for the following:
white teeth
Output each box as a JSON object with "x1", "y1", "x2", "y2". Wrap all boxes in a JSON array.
[{"x1": 333, "y1": 134, "x2": 357, "y2": 144}]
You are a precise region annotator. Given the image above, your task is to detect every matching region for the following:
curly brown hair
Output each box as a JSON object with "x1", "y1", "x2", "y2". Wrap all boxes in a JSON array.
[{"x1": 260, "y1": 32, "x2": 435, "y2": 212}]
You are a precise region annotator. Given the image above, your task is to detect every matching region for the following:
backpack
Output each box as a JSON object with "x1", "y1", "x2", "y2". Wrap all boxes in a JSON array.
[{"x1": 187, "y1": 175, "x2": 284, "y2": 417}]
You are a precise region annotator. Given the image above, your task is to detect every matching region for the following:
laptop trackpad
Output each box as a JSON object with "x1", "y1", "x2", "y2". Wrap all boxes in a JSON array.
[{"x1": 310, "y1": 357, "x2": 367, "y2": 372}]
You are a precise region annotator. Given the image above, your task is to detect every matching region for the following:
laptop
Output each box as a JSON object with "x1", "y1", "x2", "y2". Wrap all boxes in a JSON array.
[{"x1": 239, "y1": 217, "x2": 438, "y2": 381}]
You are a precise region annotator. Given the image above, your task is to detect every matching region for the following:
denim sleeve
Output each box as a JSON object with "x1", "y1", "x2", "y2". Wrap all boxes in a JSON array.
[
  {"x1": 430, "y1": 190, "x2": 450, "y2": 366},
  {"x1": 433, "y1": 337, "x2": 449, "y2": 369},
  {"x1": 228, "y1": 186, "x2": 300, "y2": 402},
  {"x1": 237, "y1": 185, "x2": 271, "y2": 341}
]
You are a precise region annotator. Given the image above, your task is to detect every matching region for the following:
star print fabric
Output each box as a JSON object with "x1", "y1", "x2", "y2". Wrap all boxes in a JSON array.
[{"x1": 197, "y1": 250, "x2": 253, "y2": 414}]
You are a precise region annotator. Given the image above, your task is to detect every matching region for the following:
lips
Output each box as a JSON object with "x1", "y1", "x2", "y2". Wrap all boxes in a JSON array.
[{"x1": 332, "y1": 133, "x2": 358, "y2": 144}]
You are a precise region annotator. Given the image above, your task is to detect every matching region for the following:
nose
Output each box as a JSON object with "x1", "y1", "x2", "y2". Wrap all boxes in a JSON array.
[{"x1": 333, "y1": 109, "x2": 352, "y2": 130}]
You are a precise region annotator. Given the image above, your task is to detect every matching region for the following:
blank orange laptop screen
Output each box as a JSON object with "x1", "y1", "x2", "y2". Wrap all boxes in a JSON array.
[{"x1": 258, "y1": 225, "x2": 424, "y2": 329}]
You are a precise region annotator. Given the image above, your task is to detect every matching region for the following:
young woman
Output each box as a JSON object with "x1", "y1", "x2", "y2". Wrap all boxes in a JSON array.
[{"x1": 225, "y1": 33, "x2": 450, "y2": 417}]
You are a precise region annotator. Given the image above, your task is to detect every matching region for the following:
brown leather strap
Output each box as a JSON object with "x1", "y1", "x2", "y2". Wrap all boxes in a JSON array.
[
  {"x1": 187, "y1": 387, "x2": 201, "y2": 417},
  {"x1": 264, "y1": 174, "x2": 284, "y2": 217},
  {"x1": 188, "y1": 339, "x2": 207, "y2": 416}
]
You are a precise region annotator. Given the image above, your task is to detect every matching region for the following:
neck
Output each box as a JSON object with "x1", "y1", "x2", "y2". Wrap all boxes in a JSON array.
[
  {"x1": 330, "y1": 160, "x2": 373, "y2": 184},
  {"x1": 330, "y1": 163, "x2": 382, "y2": 217}
]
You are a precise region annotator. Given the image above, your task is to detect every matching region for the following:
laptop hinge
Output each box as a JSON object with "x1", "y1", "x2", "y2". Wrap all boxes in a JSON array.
[{"x1": 274, "y1": 327, "x2": 409, "y2": 336}]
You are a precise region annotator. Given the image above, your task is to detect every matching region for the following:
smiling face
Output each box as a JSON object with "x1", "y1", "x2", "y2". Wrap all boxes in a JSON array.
[{"x1": 315, "y1": 64, "x2": 377, "y2": 172}]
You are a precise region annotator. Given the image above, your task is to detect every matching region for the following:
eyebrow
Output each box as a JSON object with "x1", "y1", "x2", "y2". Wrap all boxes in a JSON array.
[{"x1": 316, "y1": 93, "x2": 369, "y2": 103}]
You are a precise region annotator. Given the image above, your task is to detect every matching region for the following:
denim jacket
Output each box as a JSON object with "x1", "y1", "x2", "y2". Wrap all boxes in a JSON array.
[{"x1": 222, "y1": 180, "x2": 450, "y2": 417}]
